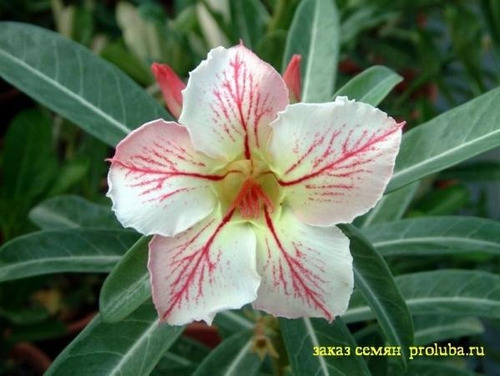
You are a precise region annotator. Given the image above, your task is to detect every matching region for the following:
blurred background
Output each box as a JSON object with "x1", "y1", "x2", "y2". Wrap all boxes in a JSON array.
[{"x1": 0, "y1": 0, "x2": 499, "y2": 375}]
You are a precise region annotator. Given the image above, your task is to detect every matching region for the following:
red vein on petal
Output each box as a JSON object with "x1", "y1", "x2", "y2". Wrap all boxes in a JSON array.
[
  {"x1": 211, "y1": 50, "x2": 275, "y2": 158},
  {"x1": 111, "y1": 156, "x2": 226, "y2": 205},
  {"x1": 162, "y1": 208, "x2": 236, "y2": 321},
  {"x1": 278, "y1": 123, "x2": 402, "y2": 187},
  {"x1": 285, "y1": 132, "x2": 326, "y2": 175},
  {"x1": 229, "y1": 53, "x2": 251, "y2": 159},
  {"x1": 111, "y1": 160, "x2": 226, "y2": 181},
  {"x1": 146, "y1": 187, "x2": 198, "y2": 203},
  {"x1": 263, "y1": 207, "x2": 333, "y2": 320}
]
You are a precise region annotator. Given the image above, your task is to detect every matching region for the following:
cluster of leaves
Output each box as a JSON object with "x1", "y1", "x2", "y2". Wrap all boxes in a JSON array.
[{"x1": 0, "y1": 0, "x2": 499, "y2": 375}]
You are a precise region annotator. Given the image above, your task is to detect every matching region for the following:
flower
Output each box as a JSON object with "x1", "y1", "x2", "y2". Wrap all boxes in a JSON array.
[{"x1": 107, "y1": 45, "x2": 403, "y2": 326}]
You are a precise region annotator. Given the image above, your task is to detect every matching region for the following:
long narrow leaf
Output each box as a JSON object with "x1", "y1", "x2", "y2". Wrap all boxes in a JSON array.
[
  {"x1": 29, "y1": 195, "x2": 119, "y2": 230},
  {"x1": 359, "y1": 181, "x2": 418, "y2": 227},
  {"x1": 280, "y1": 317, "x2": 371, "y2": 376},
  {"x1": 0, "y1": 229, "x2": 138, "y2": 282},
  {"x1": 46, "y1": 303, "x2": 183, "y2": 376},
  {"x1": 413, "y1": 316, "x2": 483, "y2": 345},
  {"x1": 340, "y1": 224, "x2": 413, "y2": 369},
  {"x1": 193, "y1": 330, "x2": 262, "y2": 376},
  {"x1": 100, "y1": 236, "x2": 151, "y2": 322},
  {"x1": 229, "y1": 0, "x2": 269, "y2": 49},
  {"x1": 283, "y1": 0, "x2": 339, "y2": 102},
  {"x1": 439, "y1": 160, "x2": 500, "y2": 181},
  {"x1": 345, "y1": 270, "x2": 500, "y2": 323},
  {"x1": 153, "y1": 337, "x2": 210, "y2": 376},
  {"x1": 333, "y1": 65, "x2": 402, "y2": 106},
  {"x1": 388, "y1": 87, "x2": 500, "y2": 192},
  {"x1": 363, "y1": 216, "x2": 500, "y2": 257},
  {"x1": 213, "y1": 310, "x2": 254, "y2": 336},
  {"x1": 4, "y1": 110, "x2": 57, "y2": 200},
  {"x1": 0, "y1": 22, "x2": 170, "y2": 146}
]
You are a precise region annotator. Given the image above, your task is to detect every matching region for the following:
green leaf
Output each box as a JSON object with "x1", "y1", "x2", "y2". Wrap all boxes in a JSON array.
[
  {"x1": 405, "y1": 361, "x2": 482, "y2": 376},
  {"x1": 3, "y1": 109, "x2": 57, "y2": 200},
  {"x1": 46, "y1": 303, "x2": 184, "y2": 376},
  {"x1": 100, "y1": 236, "x2": 151, "y2": 322},
  {"x1": 283, "y1": 0, "x2": 339, "y2": 102},
  {"x1": 481, "y1": 0, "x2": 500, "y2": 49},
  {"x1": 29, "y1": 195, "x2": 120, "y2": 230},
  {"x1": 340, "y1": 224, "x2": 413, "y2": 369},
  {"x1": 351, "y1": 324, "x2": 387, "y2": 376},
  {"x1": 0, "y1": 229, "x2": 138, "y2": 282},
  {"x1": 72, "y1": 2, "x2": 94, "y2": 46},
  {"x1": 339, "y1": 7, "x2": 395, "y2": 47},
  {"x1": 256, "y1": 30, "x2": 288, "y2": 71},
  {"x1": 345, "y1": 270, "x2": 500, "y2": 323},
  {"x1": 363, "y1": 216, "x2": 500, "y2": 257},
  {"x1": 388, "y1": 87, "x2": 500, "y2": 192},
  {"x1": 333, "y1": 66, "x2": 403, "y2": 106},
  {"x1": 193, "y1": 330, "x2": 262, "y2": 376},
  {"x1": 413, "y1": 185, "x2": 470, "y2": 215},
  {"x1": 229, "y1": 0, "x2": 269, "y2": 49},
  {"x1": 47, "y1": 157, "x2": 90, "y2": 196},
  {"x1": 268, "y1": 0, "x2": 300, "y2": 33},
  {"x1": 153, "y1": 337, "x2": 210, "y2": 376},
  {"x1": 76, "y1": 135, "x2": 109, "y2": 199},
  {"x1": 446, "y1": 5, "x2": 485, "y2": 96},
  {"x1": 439, "y1": 160, "x2": 500, "y2": 181},
  {"x1": 280, "y1": 318, "x2": 371, "y2": 376},
  {"x1": 213, "y1": 309, "x2": 254, "y2": 336},
  {"x1": 100, "y1": 41, "x2": 153, "y2": 86},
  {"x1": 359, "y1": 181, "x2": 418, "y2": 227},
  {"x1": 413, "y1": 316, "x2": 484, "y2": 345},
  {"x1": 0, "y1": 22, "x2": 170, "y2": 147}
]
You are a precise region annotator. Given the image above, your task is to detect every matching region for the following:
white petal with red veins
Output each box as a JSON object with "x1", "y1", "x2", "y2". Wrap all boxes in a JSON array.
[
  {"x1": 268, "y1": 97, "x2": 403, "y2": 226},
  {"x1": 149, "y1": 209, "x2": 260, "y2": 325},
  {"x1": 253, "y1": 207, "x2": 353, "y2": 321},
  {"x1": 180, "y1": 45, "x2": 289, "y2": 160},
  {"x1": 107, "y1": 119, "x2": 225, "y2": 237}
]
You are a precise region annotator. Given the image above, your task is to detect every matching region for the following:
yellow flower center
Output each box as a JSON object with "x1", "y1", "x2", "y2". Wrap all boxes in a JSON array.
[{"x1": 215, "y1": 159, "x2": 282, "y2": 221}]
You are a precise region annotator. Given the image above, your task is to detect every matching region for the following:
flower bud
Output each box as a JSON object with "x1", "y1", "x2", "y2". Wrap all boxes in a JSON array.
[
  {"x1": 283, "y1": 54, "x2": 302, "y2": 103},
  {"x1": 151, "y1": 63, "x2": 186, "y2": 119}
]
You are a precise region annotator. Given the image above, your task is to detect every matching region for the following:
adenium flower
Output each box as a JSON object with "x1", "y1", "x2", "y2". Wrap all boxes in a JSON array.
[{"x1": 107, "y1": 45, "x2": 403, "y2": 326}]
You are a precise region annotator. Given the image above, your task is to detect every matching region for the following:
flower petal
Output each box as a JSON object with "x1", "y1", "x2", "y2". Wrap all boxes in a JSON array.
[
  {"x1": 268, "y1": 97, "x2": 403, "y2": 226},
  {"x1": 148, "y1": 209, "x2": 260, "y2": 325},
  {"x1": 253, "y1": 206, "x2": 353, "y2": 321},
  {"x1": 107, "y1": 119, "x2": 225, "y2": 236},
  {"x1": 180, "y1": 44, "x2": 289, "y2": 160}
]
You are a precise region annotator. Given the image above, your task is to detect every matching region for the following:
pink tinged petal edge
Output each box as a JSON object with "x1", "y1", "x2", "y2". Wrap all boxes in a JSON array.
[
  {"x1": 152, "y1": 63, "x2": 186, "y2": 119},
  {"x1": 149, "y1": 210, "x2": 261, "y2": 325},
  {"x1": 282, "y1": 54, "x2": 302, "y2": 103},
  {"x1": 107, "y1": 119, "x2": 225, "y2": 237},
  {"x1": 268, "y1": 97, "x2": 404, "y2": 226},
  {"x1": 253, "y1": 206, "x2": 354, "y2": 321},
  {"x1": 179, "y1": 44, "x2": 289, "y2": 160}
]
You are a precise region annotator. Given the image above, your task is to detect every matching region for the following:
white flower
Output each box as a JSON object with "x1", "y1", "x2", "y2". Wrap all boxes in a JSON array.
[{"x1": 107, "y1": 45, "x2": 403, "y2": 325}]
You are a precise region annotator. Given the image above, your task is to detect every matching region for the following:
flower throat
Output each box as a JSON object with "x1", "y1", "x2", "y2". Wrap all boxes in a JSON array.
[{"x1": 216, "y1": 159, "x2": 281, "y2": 221}]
